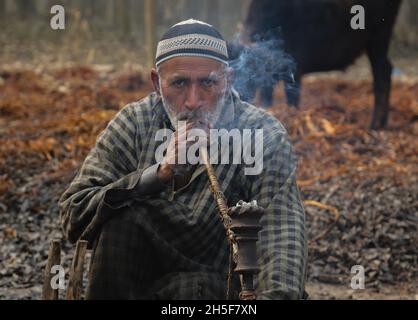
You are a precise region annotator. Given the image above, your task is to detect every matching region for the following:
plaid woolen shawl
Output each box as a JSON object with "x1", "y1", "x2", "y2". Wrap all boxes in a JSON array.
[{"x1": 58, "y1": 90, "x2": 308, "y2": 299}]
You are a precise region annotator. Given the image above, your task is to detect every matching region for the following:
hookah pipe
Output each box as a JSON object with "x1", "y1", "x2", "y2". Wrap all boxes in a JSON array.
[{"x1": 199, "y1": 146, "x2": 264, "y2": 300}]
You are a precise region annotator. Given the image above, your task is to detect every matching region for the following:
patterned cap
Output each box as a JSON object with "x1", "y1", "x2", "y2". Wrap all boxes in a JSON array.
[{"x1": 156, "y1": 19, "x2": 229, "y2": 67}]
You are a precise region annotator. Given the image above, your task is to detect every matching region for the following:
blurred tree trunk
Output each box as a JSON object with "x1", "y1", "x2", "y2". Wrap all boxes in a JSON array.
[
  {"x1": 90, "y1": 0, "x2": 104, "y2": 22},
  {"x1": 144, "y1": 0, "x2": 156, "y2": 68},
  {"x1": 176, "y1": 0, "x2": 187, "y2": 22},
  {"x1": 131, "y1": 0, "x2": 145, "y2": 45},
  {"x1": 15, "y1": 0, "x2": 36, "y2": 19},
  {"x1": 0, "y1": 0, "x2": 5, "y2": 18},
  {"x1": 404, "y1": 0, "x2": 418, "y2": 30},
  {"x1": 395, "y1": 0, "x2": 418, "y2": 46},
  {"x1": 122, "y1": 0, "x2": 132, "y2": 36},
  {"x1": 185, "y1": 0, "x2": 201, "y2": 20},
  {"x1": 207, "y1": 0, "x2": 220, "y2": 28},
  {"x1": 105, "y1": 0, "x2": 115, "y2": 25},
  {"x1": 113, "y1": 0, "x2": 131, "y2": 36},
  {"x1": 158, "y1": 0, "x2": 177, "y2": 27}
]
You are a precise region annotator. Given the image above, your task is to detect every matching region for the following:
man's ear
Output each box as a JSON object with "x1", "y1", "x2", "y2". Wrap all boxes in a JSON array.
[{"x1": 151, "y1": 69, "x2": 160, "y2": 95}]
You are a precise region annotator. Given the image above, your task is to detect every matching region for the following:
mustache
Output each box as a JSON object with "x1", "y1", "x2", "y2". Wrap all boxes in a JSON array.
[
  {"x1": 177, "y1": 109, "x2": 211, "y2": 125},
  {"x1": 177, "y1": 109, "x2": 212, "y2": 129},
  {"x1": 160, "y1": 90, "x2": 228, "y2": 130}
]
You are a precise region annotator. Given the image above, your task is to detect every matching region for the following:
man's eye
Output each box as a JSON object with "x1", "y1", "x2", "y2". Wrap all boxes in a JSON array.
[
  {"x1": 172, "y1": 80, "x2": 186, "y2": 88},
  {"x1": 201, "y1": 79, "x2": 216, "y2": 87}
]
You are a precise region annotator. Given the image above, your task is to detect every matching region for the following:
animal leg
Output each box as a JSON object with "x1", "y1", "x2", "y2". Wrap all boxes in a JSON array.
[
  {"x1": 285, "y1": 71, "x2": 301, "y2": 107},
  {"x1": 259, "y1": 84, "x2": 274, "y2": 107},
  {"x1": 367, "y1": 46, "x2": 393, "y2": 130}
]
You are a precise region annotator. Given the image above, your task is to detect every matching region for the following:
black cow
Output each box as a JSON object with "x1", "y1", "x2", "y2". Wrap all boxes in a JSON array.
[{"x1": 229, "y1": 0, "x2": 402, "y2": 129}]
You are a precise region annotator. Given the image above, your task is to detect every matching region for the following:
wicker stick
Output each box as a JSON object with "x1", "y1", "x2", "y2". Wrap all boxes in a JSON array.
[
  {"x1": 200, "y1": 146, "x2": 236, "y2": 299},
  {"x1": 200, "y1": 146, "x2": 230, "y2": 222},
  {"x1": 42, "y1": 240, "x2": 61, "y2": 300},
  {"x1": 65, "y1": 240, "x2": 88, "y2": 300}
]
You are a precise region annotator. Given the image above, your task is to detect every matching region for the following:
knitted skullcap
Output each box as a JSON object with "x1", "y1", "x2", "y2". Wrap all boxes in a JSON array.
[{"x1": 155, "y1": 19, "x2": 229, "y2": 67}]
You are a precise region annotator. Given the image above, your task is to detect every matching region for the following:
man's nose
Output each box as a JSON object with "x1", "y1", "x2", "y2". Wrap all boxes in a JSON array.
[{"x1": 184, "y1": 84, "x2": 203, "y2": 110}]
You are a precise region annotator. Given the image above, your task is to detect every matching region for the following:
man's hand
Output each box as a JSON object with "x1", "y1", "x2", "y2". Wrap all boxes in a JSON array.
[{"x1": 158, "y1": 119, "x2": 210, "y2": 183}]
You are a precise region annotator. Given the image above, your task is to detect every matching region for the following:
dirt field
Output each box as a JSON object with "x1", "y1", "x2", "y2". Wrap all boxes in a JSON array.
[
  {"x1": 307, "y1": 281, "x2": 417, "y2": 300},
  {"x1": 0, "y1": 56, "x2": 417, "y2": 300}
]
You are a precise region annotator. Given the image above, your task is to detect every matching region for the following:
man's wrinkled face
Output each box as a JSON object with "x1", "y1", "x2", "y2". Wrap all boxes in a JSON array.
[{"x1": 151, "y1": 56, "x2": 231, "y2": 127}]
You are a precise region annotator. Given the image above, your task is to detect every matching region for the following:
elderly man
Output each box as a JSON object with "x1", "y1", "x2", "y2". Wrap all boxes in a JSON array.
[{"x1": 59, "y1": 19, "x2": 307, "y2": 300}]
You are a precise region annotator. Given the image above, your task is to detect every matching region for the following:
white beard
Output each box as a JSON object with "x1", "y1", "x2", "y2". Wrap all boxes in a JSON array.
[{"x1": 159, "y1": 84, "x2": 227, "y2": 130}]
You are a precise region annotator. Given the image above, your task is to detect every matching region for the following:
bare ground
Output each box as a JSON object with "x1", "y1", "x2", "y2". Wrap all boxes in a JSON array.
[{"x1": 0, "y1": 56, "x2": 417, "y2": 300}]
